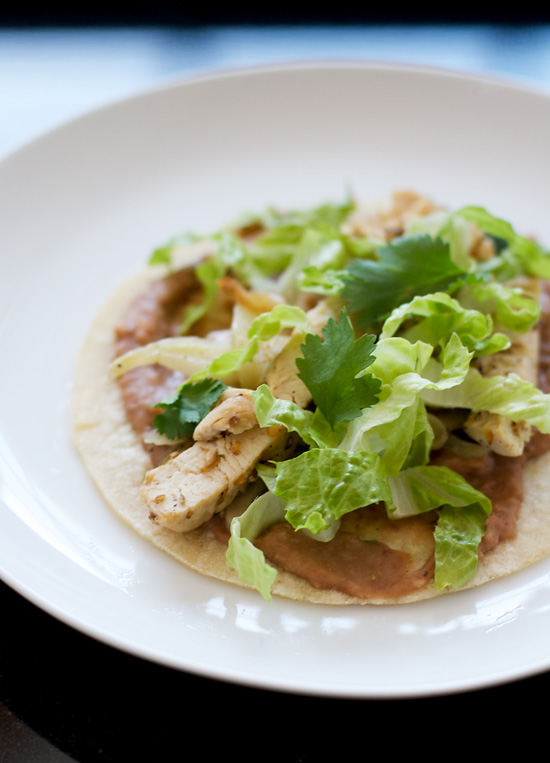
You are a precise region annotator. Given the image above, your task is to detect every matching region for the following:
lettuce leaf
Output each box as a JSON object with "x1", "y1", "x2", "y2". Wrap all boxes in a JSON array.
[
  {"x1": 388, "y1": 464, "x2": 492, "y2": 519},
  {"x1": 226, "y1": 491, "x2": 285, "y2": 602},
  {"x1": 456, "y1": 279, "x2": 540, "y2": 333},
  {"x1": 253, "y1": 384, "x2": 344, "y2": 449},
  {"x1": 456, "y1": 206, "x2": 550, "y2": 280},
  {"x1": 404, "y1": 210, "x2": 478, "y2": 271},
  {"x1": 273, "y1": 449, "x2": 391, "y2": 534},
  {"x1": 276, "y1": 228, "x2": 346, "y2": 303},
  {"x1": 298, "y1": 265, "x2": 347, "y2": 295},
  {"x1": 434, "y1": 503, "x2": 489, "y2": 589},
  {"x1": 150, "y1": 199, "x2": 354, "y2": 333},
  {"x1": 421, "y1": 366, "x2": 550, "y2": 433},
  {"x1": 339, "y1": 334, "x2": 472, "y2": 459},
  {"x1": 179, "y1": 233, "x2": 252, "y2": 334},
  {"x1": 388, "y1": 465, "x2": 491, "y2": 589},
  {"x1": 379, "y1": 291, "x2": 510, "y2": 356}
]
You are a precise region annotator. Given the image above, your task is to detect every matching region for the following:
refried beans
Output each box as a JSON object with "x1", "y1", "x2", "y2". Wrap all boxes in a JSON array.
[{"x1": 114, "y1": 267, "x2": 233, "y2": 466}]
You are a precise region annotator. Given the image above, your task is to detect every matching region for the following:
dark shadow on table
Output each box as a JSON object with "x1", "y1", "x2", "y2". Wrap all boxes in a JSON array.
[{"x1": 1, "y1": 580, "x2": 548, "y2": 761}]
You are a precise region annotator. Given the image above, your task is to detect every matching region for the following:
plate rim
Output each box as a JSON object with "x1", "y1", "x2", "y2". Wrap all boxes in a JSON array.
[{"x1": 2, "y1": 56, "x2": 550, "y2": 165}]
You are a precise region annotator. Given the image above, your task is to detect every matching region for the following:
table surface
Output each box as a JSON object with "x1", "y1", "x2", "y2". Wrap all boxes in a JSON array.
[{"x1": 2, "y1": 24, "x2": 550, "y2": 760}]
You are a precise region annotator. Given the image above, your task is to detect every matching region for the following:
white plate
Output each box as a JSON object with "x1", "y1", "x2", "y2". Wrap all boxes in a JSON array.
[{"x1": 2, "y1": 61, "x2": 550, "y2": 698}]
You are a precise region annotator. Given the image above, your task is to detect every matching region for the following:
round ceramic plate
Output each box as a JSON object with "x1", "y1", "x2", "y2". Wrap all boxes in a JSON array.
[{"x1": 2, "y1": 61, "x2": 550, "y2": 698}]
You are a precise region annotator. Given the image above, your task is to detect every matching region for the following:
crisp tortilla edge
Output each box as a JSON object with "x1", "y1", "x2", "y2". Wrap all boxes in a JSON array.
[{"x1": 71, "y1": 265, "x2": 550, "y2": 606}]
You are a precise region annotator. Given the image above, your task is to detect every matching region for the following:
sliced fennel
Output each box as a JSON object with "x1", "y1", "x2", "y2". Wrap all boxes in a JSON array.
[
  {"x1": 109, "y1": 336, "x2": 231, "y2": 379},
  {"x1": 189, "y1": 304, "x2": 311, "y2": 382}
]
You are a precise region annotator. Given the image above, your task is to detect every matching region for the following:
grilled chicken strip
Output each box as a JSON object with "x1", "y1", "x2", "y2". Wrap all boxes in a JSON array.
[
  {"x1": 463, "y1": 326, "x2": 540, "y2": 457},
  {"x1": 141, "y1": 300, "x2": 335, "y2": 532},
  {"x1": 463, "y1": 278, "x2": 541, "y2": 457},
  {"x1": 143, "y1": 424, "x2": 296, "y2": 531},
  {"x1": 193, "y1": 387, "x2": 257, "y2": 441},
  {"x1": 341, "y1": 189, "x2": 441, "y2": 241}
]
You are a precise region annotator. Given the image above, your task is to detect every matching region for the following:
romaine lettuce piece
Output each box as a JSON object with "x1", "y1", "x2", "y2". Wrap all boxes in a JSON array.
[
  {"x1": 273, "y1": 449, "x2": 391, "y2": 534},
  {"x1": 299, "y1": 265, "x2": 346, "y2": 295},
  {"x1": 404, "y1": 210, "x2": 478, "y2": 271},
  {"x1": 434, "y1": 503, "x2": 489, "y2": 589},
  {"x1": 339, "y1": 335, "x2": 472, "y2": 457},
  {"x1": 456, "y1": 206, "x2": 550, "y2": 279},
  {"x1": 253, "y1": 384, "x2": 344, "y2": 449},
  {"x1": 388, "y1": 464, "x2": 492, "y2": 589},
  {"x1": 421, "y1": 366, "x2": 550, "y2": 433},
  {"x1": 380, "y1": 292, "x2": 510, "y2": 357},
  {"x1": 226, "y1": 491, "x2": 285, "y2": 602},
  {"x1": 456, "y1": 279, "x2": 540, "y2": 333},
  {"x1": 388, "y1": 464, "x2": 491, "y2": 519}
]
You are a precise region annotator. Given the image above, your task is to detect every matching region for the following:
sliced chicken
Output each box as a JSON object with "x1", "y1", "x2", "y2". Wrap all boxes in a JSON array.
[
  {"x1": 463, "y1": 411, "x2": 532, "y2": 458},
  {"x1": 141, "y1": 299, "x2": 337, "y2": 532},
  {"x1": 463, "y1": 282, "x2": 541, "y2": 457},
  {"x1": 143, "y1": 425, "x2": 296, "y2": 532},
  {"x1": 470, "y1": 326, "x2": 540, "y2": 387},
  {"x1": 342, "y1": 189, "x2": 441, "y2": 241},
  {"x1": 265, "y1": 334, "x2": 310, "y2": 406},
  {"x1": 193, "y1": 387, "x2": 257, "y2": 440}
]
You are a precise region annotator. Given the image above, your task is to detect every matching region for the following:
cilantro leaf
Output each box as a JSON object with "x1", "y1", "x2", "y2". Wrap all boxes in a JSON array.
[
  {"x1": 295, "y1": 309, "x2": 380, "y2": 429},
  {"x1": 340, "y1": 235, "x2": 467, "y2": 329},
  {"x1": 153, "y1": 378, "x2": 227, "y2": 440}
]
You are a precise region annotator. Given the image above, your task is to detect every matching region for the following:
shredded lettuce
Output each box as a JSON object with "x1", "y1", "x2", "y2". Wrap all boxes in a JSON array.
[
  {"x1": 338, "y1": 334, "x2": 472, "y2": 457},
  {"x1": 380, "y1": 291, "x2": 510, "y2": 357},
  {"x1": 298, "y1": 265, "x2": 347, "y2": 295},
  {"x1": 388, "y1": 462, "x2": 491, "y2": 588},
  {"x1": 140, "y1": 195, "x2": 550, "y2": 600},
  {"x1": 151, "y1": 198, "x2": 358, "y2": 332},
  {"x1": 388, "y1": 464, "x2": 491, "y2": 519},
  {"x1": 456, "y1": 206, "x2": 550, "y2": 276},
  {"x1": 404, "y1": 210, "x2": 478, "y2": 271},
  {"x1": 406, "y1": 204, "x2": 550, "y2": 282},
  {"x1": 434, "y1": 503, "x2": 489, "y2": 589}
]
